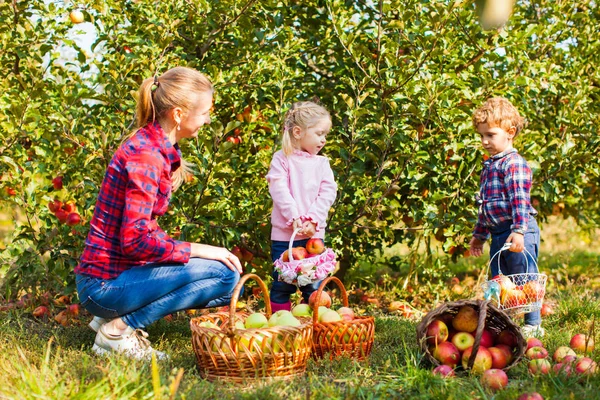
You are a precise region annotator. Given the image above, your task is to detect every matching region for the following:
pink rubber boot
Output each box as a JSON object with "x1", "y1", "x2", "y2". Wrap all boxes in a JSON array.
[{"x1": 270, "y1": 301, "x2": 291, "y2": 312}]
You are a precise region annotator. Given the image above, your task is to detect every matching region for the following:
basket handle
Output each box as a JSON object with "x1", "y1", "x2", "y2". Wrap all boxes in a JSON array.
[
  {"x1": 227, "y1": 273, "x2": 272, "y2": 332},
  {"x1": 312, "y1": 276, "x2": 349, "y2": 324},
  {"x1": 287, "y1": 227, "x2": 303, "y2": 262},
  {"x1": 489, "y1": 242, "x2": 537, "y2": 276},
  {"x1": 466, "y1": 300, "x2": 489, "y2": 371}
]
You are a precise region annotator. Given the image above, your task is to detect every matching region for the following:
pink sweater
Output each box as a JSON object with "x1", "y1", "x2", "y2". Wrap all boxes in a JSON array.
[{"x1": 266, "y1": 150, "x2": 337, "y2": 241}]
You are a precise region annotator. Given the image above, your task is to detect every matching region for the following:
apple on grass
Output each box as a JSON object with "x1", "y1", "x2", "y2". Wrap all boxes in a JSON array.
[
  {"x1": 553, "y1": 346, "x2": 576, "y2": 362},
  {"x1": 426, "y1": 319, "x2": 449, "y2": 346},
  {"x1": 525, "y1": 346, "x2": 549, "y2": 360},
  {"x1": 488, "y1": 346, "x2": 509, "y2": 369},
  {"x1": 451, "y1": 331, "x2": 475, "y2": 352},
  {"x1": 480, "y1": 368, "x2": 508, "y2": 391},
  {"x1": 452, "y1": 305, "x2": 479, "y2": 333},
  {"x1": 552, "y1": 362, "x2": 573, "y2": 377},
  {"x1": 462, "y1": 346, "x2": 492, "y2": 374},
  {"x1": 574, "y1": 357, "x2": 598, "y2": 375},
  {"x1": 526, "y1": 337, "x2": 544, "y2": 350},
  {"x1": 518, "y1": 393, "x2": 544, "y2": 400},
  {"x1": 32, "y1": 306, "x2": 50, "y2": 318},
  {"x1": 432, "y1": 365, "x2": 455, "y2": 377},
  {"x1": 433, "y1": 341, "x2": 461, "y2": 367},
  {"x1": 570, "y1": 333, "x2": 595, "y2": 354},
  {"x1": 540, "y1": 303, "x2": 554, "y2": 316},
  {"x1": 528, "y1": 358, "x2": 551, "y2": 375}
]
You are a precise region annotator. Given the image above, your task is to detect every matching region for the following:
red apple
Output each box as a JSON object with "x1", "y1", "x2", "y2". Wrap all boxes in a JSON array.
[
  {"x1": 305, "y1": 238, "x2": 325, "y2": 255},
  {"x1": 526, "y1": 337, "x2": 544, "y2": 350},
  {"x1": 552, "y1": 362, "x2": 573, "y2": 376},
  {"x1": 480, "y1": 368, "x2": 508, "y2": 391},
  {"x1": 5, "y1": 187, "x2": 16, "y2": 196},
  {"x1": 48, "y1": 200, "x2": 62, "y2": 213},
  {"x1": 451, "y1": 331, "x2": 475, "y2": 352},
  {"x1": 452, "y1": 305, "x2": 479, "y2": 333},
  {"x1": 308, "y1": 290, "x2": 331, "y2": 310},
  {"x1": 52, "y1": 176, "x2": 63, "y2": 190},
  {"x1": 231, "y1": 246, "x2": 243, "y2": 260},
  {"x1": 525, "y1": 346, "x2": 548, "y2": 360},
  {"x1": 67, "y1": 303, "x2": 80, "y2": 316},
  {"x1": 433, "y1": 341, "x2": 461, "y2": 367},
  {"x1": 496, "y1": 329, "x2": 518, "y2": 348},
  {"x1": 517, "y1": 393, "x2": 544, "y2": 400},
  {"x1": 55, "y1": 209, "x2": 69, "y2": 223},
  {"x1": 290, "y1": 247, "x2": 308, "y2": 261},
  {"x1": 561, "y1": 355, "x2": 578, "y2": 366},
  {"x1": 432, "y1": 364, "x2": 455, "y2": 377},
  {"x1": 337, "y1": 306, "x2": 355, "y2": 321},
  {"x1": 553, "y1": 346, "x2": 577, "y2": 362},
  {"x1": 66, "y1": 212, "x2": 81, "y2": 226},
  {"x1": 540, "y1": 303, "x2": 554, "y2": 316},
  {"x1": 570, "y1": 333, "x2": 595, "y2": 354},
  {"x1": 426, "y1": 319, "x2": 449, "y2": 345},
  {"x1": 575, "y1": 357, "x2": 598, "y2": 375},
  {"x1": 241, "y1": 248, "x2": 254, "y2": 262},
  {"x1": 495, "y1": 344, "x2": 514, "y2": 364},
  {"x1": 480, "y1": 329, "x2": 495, "y2": 348},
  {"x1": 32, "y1": 305, "x2": 50, "y2": 318},
  {"x1": 528, "y1": 358, "x2": 551, "y2": 375},
  {"x1": 62, "y1": 201, "x2": 77, "y2": 213},
  {"x1": 462, "y1": 346, "x2": 493, "y2": 374},
  {"x1": 488, "y1": 346, "x2": 509, "y2": 369}
]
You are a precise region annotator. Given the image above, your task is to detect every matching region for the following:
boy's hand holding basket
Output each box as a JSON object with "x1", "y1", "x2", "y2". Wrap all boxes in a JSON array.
[
  {"x1": 190, "y1": 274, "x2": 313, "y2": 382},
  {"x1": 273, "y1": 228, "x2": 336, "y2": 287}
]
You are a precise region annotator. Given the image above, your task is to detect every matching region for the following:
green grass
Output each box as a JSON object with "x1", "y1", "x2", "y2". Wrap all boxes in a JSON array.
[{"x1": 1, "y1": 259, "x2": 600, "y2": 400}]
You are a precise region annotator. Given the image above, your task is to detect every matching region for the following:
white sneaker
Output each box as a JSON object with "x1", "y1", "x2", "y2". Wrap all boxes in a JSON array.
[
  {"x1": 522, "y1": 324, "x2": 545, "y2": 338},
  {"x1": 92, "y1": 325, "x2": 168, "y2": 360},
  {"x1": 89, "y1": 316, "x2": 109, "y2": 332}
]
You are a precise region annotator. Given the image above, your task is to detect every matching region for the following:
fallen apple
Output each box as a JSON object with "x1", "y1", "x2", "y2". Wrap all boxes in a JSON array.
[
  {"x1": 553, "y1": 346, "x2": 576, "y2": 362},
  {"x1": 432, "y1": 364, "x2": 455, "y2": 377},
  {"x1": 528, "y1": 358, "x2": 551, "y2": 375},
  {"x1": 574, "y1": 357, "x2": 598, "y2": 375},
  {"x1": 526, "y1": 337, "x2": 544, "y2": 350},
  {"x1": 480, "y1": 368, "x2": 508, "y2": 391},
  {"x1": 525, "y1": 346, "x2": 548, "y2": 360},
  {"x1": 570, "y1": 333, "x2": 595, "y2": 354},
  {"x1": 517, "y1": 393, "x2": 544, "y2": 400}
]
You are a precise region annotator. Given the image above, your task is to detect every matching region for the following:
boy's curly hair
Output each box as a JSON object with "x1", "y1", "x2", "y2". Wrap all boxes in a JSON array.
[{"x1": 472, "y1": 97, "x2": 526, "y2": 137}]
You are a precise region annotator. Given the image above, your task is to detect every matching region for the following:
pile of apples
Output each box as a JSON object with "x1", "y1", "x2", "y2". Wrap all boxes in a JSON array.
[
  {"x1": 282, "y1": 238, "x2": 326, "y2": 261},
  {"x1": 427, "y1": 305, "x2": 522, "y2": 377},
  {"x1": 492, "y1": 275, "x2": 545, "y2": 308},
  {"x1": 524, "y1": 333, "x2": 596, "y2": 377}
]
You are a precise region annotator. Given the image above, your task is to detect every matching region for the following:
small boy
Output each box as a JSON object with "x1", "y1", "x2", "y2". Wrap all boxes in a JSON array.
[{"x1": 468, "y1": 97, "x2": 543, "y2": 338}]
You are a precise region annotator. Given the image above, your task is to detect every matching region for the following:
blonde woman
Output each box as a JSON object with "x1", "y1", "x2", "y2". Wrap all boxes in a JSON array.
[{"x1": 75, "y1": 67, "x2": 242, "y2": 359}]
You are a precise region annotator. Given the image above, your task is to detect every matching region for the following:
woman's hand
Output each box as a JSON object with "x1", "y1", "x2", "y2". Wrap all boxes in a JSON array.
[
  {"x1": 469, "y1": 236, "x2": 485, "y2": 257},
  {"x1": 190, "y1": 243, "x2": 243, "y2": 273},
  {"x1": 301, "y1": 221, "x2": 317, "y2": 237}
]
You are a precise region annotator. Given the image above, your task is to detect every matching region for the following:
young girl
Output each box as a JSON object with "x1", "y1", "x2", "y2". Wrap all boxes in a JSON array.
[
  {"x1": 75, "y1": 67, "x2": 242, "y2": 360},
  {"x1": 266, "y1": 101, "x2": 338, "y2": 311}
]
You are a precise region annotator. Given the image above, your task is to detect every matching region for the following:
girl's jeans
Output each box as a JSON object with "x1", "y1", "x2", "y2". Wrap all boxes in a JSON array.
[
  {"x1": 489, "y1": 217, "x2": 541, "y2": 326},
  {"x1": 270, "y1": 238, "x2": 322, "y2": 304},
  {"x1": 76, "y1": 258, "x2": 240, "y2": 329}
]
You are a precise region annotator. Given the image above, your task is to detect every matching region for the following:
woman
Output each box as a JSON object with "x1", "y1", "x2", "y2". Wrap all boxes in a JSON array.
[{"x1": 75, "y1": 67, "x2": 242, "y2": 360}]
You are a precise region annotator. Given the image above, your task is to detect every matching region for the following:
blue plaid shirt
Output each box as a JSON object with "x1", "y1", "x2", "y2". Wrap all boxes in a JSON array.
[{"x1": 473, "y1": 148, "x2": 537, "y2": 241}]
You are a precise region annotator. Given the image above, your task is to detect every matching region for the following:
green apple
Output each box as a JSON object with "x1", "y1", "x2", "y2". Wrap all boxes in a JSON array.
[
  {"x1": 268, "y1": 310, "x2": 292, "y2": 327},
  {"x1": 320, "y1": 309, "x2": 342, "y2": 323},
  {"x1": 292, "y1": 303, "x2": 312, "y2": 317},
  {"x1": 245, "y1": 313, "x2": 268, "y2": 329},
  {"x1": 274, "y1": 313, "x2": 301, "y2": 327}
]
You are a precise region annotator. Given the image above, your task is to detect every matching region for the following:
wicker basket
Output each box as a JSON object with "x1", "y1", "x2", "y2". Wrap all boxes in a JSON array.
[
  {"x1": 481, "y1": 244, "x2": 547, "y2": 316},
  {"x1": 416, "y1": 299, "x2": 525, "y2": 372},
  {"x1": 190, "y1": 273, "x2": 313, "y2": 382},
  {"x1": 311, "y1": 276, "x2": 375, "y2": 360}
]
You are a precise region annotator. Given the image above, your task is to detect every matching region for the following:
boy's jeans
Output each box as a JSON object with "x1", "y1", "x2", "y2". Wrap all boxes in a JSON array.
[
  {"x1": 76, "y1": 258, "x2": 240, "y2": 329},
  {"x1": 489, "y1": 217, "x2": 541, "y2": 326},
  {"x1": 270, "y1": 238, "x2": 322, "y2": 304}
]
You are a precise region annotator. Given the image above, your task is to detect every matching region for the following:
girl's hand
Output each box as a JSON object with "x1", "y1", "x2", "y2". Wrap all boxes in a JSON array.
[
  {"x1": 505, "y1": 232, "x2": 524, "y2": 252},
  {"x1": 190, "y1": 243, "x2": 243, "y2": 273},
  {"x1": 292, "y1": 218, "x2": 303, "y2": 231},
  {"x1": 469, "y1": 236, "x2": 485, "y2": 257},
  {"x1": 301, "y1": 221, "x2": 317, "y2": 237}
]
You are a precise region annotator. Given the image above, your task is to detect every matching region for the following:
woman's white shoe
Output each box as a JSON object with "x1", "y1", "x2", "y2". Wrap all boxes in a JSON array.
[
  {"x1": 92, "y1": 325, "x2": 168, "y2": 360},
  {"x1": 88, "y1": 316, "x2": 109, "y2": 332}
]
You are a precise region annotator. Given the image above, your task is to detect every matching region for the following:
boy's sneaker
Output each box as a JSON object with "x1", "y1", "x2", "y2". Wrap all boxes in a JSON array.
[
  {"x1": 521, "y1": 324, "x2": 545, "y2": 338},
  {"x1": 92, "y1": 325, "x2": 168, "y2": 360},
  {"x1": 88, "y1": 316, "x2": 109, "y2": 332}
]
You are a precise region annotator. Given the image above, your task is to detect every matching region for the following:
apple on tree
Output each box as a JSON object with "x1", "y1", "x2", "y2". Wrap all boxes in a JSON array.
[{"x1": 69, "y1": 9, "x2": 84, "y2": 24}]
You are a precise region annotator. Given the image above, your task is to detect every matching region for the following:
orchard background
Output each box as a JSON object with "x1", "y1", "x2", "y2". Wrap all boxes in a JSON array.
[{"x1": 1, "y1": 0, "x2": 599, "y2": 299}]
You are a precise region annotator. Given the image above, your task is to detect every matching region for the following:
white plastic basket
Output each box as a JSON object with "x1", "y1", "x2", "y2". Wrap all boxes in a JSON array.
[
  {"x1": 481, "y1": 243, "x2": 547, "y2": 316},
  {"x1": 273, "y1": 228, "x2": 336, "y2": 287}
]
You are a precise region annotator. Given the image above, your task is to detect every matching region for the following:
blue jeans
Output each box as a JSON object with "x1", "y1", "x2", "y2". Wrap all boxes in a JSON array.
[
  {"x1": 76, "y1": 258, "x2": 240, "y2": 329},
  {"x1": 270, "y1": 239, "x2": 322, "y2": 304},
  {"x1": 489, "y1": 217, "x2": 541, "y2": 326}
]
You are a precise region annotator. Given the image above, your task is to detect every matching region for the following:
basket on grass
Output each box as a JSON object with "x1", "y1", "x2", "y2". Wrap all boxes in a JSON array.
[
  {"x1": 273, "y1": 228, "x2": 337, "y2": 287},
  {"x1": 480, "y1": 243, "x2": 547, "y2": 316},
  {"x1": 311, "y1": 276, "x2": 375, "y2": 360},
  {"x1": 190, "y1": 273, "x2": 313, "y2": 382},
  {"x1": 416, "y1": 299, "x2": 525, "y2": 372}
]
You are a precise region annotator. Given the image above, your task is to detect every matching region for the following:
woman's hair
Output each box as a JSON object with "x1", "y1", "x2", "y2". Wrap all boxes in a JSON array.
[
  {"x1": 136, "y1": 67, "x2": 213, "y2": 191},
  {"x1": 281, "y1": 101, "x2": 331, "y2": 156},
  {"x1": 472, "y1": 97, "x2": 526, "y2": 137}
]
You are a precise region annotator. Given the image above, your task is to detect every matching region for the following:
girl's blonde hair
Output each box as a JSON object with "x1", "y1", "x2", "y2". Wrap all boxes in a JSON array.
[
  {"x1": 136, "y1": 66, "x2": 213, "y2": 190},
  {"x1": 472, "y1": 97, "x2": 526, "y2": 137},
  {"x1": 281, "y1": 101, "x2": 331, "y2": 156}
]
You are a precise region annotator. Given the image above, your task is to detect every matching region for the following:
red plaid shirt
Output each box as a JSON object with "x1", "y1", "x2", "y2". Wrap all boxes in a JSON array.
[{"x1": 75, "y1": 121, "x2": 191, "y2": 279}]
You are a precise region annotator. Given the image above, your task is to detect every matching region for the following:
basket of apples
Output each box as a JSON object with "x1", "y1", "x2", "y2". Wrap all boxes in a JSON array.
[
  {"x1": 481, "y1": 243, "x2": 547, "y2": 316},
  {"x1": 190, "y1": 273, "x2": 313, "y2": 382},
  {"x1": 273, "y1": 228, "x2": 337, "y2": 287},
  {"x1": 416, "y1": 299, "x2": 526, "y2": 375},
  {"x1": 309, "y1": 276, "x2": 375, "y2": 360}
]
